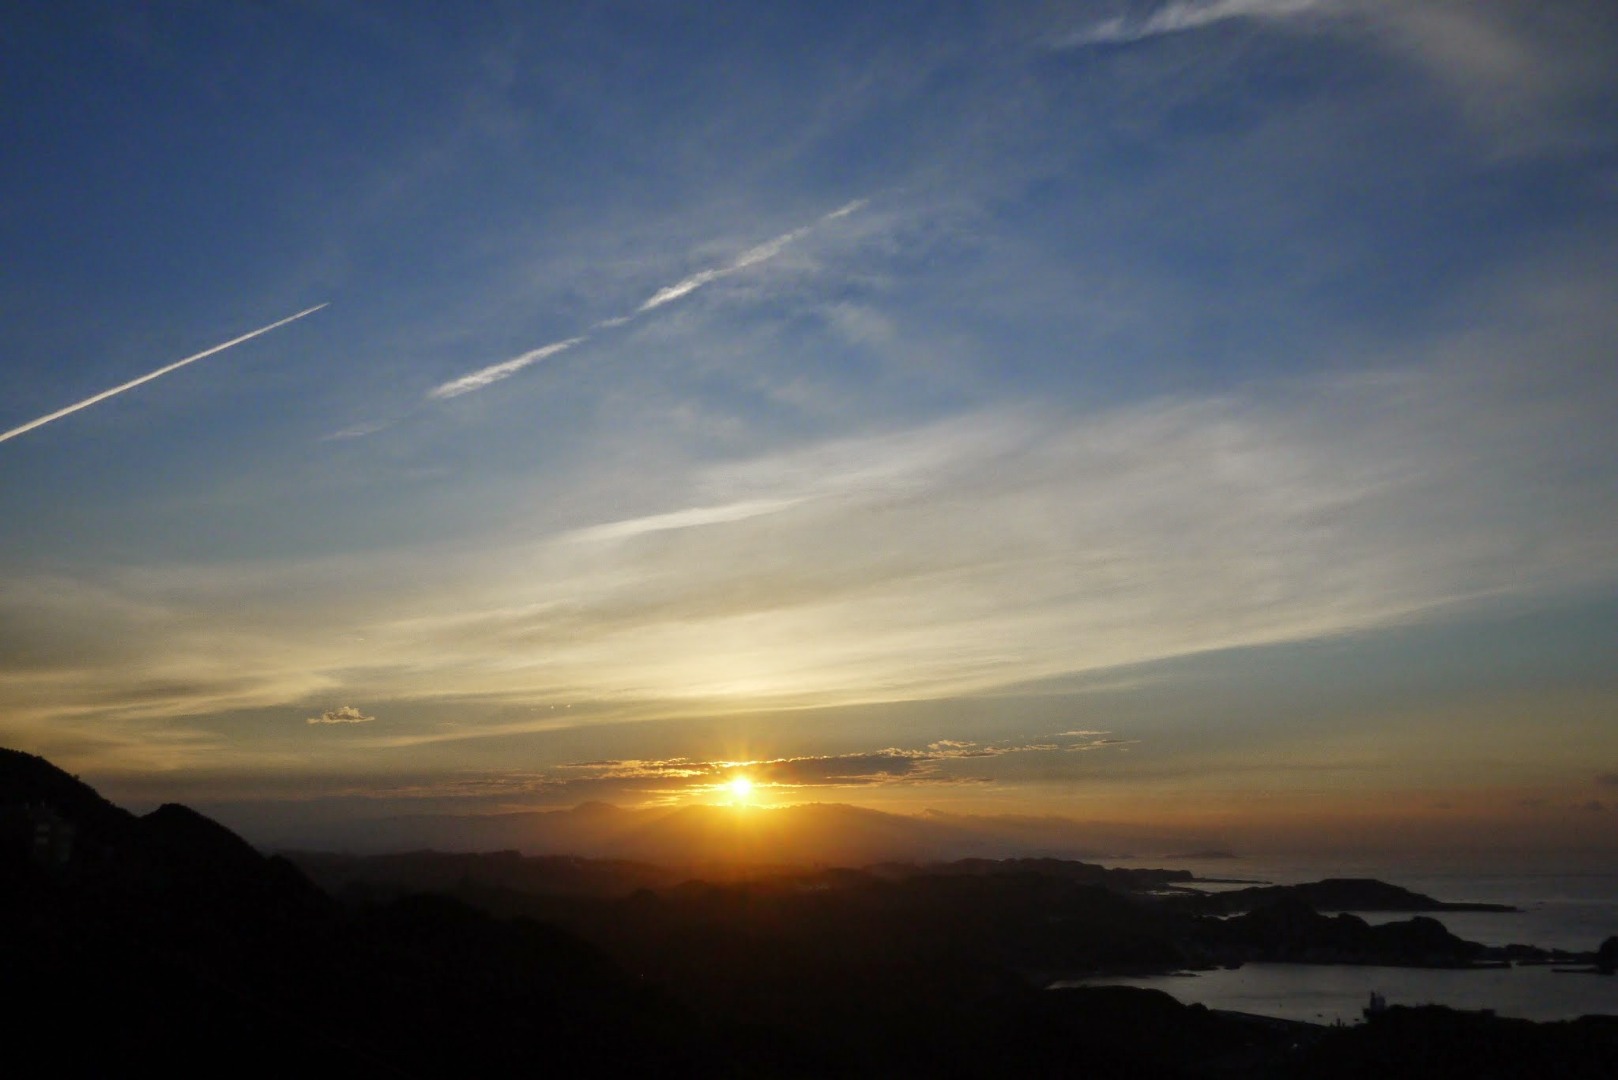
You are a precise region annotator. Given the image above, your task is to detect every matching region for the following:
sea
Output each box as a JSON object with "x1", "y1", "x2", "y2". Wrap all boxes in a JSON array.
[{"x1": 1051, "y1": 855, "x2": 1618, "y2": 1024}]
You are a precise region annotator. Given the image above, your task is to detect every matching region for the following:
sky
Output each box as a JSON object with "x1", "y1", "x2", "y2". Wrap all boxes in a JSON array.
[{"x1": 2, "y1": 1, "x2": 1616, "y2": 858}]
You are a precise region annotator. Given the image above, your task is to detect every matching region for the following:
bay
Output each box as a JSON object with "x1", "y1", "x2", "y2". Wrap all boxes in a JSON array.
[{"x1": 1071, "y1": 855, "x2": 1618, "y2": 1022}]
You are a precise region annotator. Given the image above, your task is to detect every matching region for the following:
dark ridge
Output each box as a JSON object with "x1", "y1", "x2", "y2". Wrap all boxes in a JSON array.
[
  {"x1": 0, "y1": 746, "x2": 137, "y2": 854},
  {"x1": 1, "y1": 748, "x2": 705, "y2": 1076},
  {"x1": 1208, "y1": 896, "x2": 1485, "y2": 967},
  {"x1": 1281, "y1": 1006, "x2": 1618, "y2": 1079},
  {"x1": 1167, "y1": 877, "x2": 1519, "y2": 916},
  {"x1": 6, "y1": 747, "x2": 1610, "y2": 1077}
]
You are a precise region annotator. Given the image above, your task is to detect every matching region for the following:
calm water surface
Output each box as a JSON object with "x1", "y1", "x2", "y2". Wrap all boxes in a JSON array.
[
  {"x1": 1073, "y1": 856, "x2": 1618, "y2": 1022},
  {"x1": 1053, "y1": 964, "x2": 1618, "y2": 1024}
]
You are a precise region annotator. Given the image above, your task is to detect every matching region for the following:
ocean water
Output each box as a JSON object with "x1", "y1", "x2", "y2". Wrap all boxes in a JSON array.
[
  {"x1": 1061, "y1": 856, "x2": 1618, "y2": 1022},
  {"x1": 1053, "y1": 963, "x2": 1618, "y2": 1024}
]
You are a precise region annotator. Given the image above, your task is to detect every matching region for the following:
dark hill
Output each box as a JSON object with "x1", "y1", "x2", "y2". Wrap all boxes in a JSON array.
[
  {"x1": 0, "y1": 748, "x2": 700, "y2": 1077},
  {"x1": 1169, "y1": 877, "x2": 1517, "y2": 916},
  {"x1": 6, "y1": 748, "x2": 1607, "y2": 1078},
  {"x1": 0, "y1": 746, "x2": 137, "y2": 857}
]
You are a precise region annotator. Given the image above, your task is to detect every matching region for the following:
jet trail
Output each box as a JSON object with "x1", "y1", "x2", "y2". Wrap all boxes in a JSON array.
[
  {"x1": 428, "y1": 336, "x2": 586, "y2": 399},
  {"x1": 635, "y1": 198, "x2": 864, "y2": 314},
  {"x1": 425, "y1": 197, "x2": 869, "y2": 403},
  {"x1": 0, "y1": 304, "x2": 329, "y2": 445}
]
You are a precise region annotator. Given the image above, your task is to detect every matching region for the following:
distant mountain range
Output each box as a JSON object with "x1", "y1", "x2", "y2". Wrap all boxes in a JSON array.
[
  {"x1": 6, "y1": 745, "x2": 1614, "y2": 1077},
  {"x1": 252, "y1": 797, "x2": 1218, "y2": 866}
]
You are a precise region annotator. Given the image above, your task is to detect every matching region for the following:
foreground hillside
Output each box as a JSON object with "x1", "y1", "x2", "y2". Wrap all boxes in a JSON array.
[
  {"x1": 4, "y1": 748, "x2": 1615, "y2": 1078},
  {"x1": 0, "y1": 749, "x2": 693, "y2": 1076}
]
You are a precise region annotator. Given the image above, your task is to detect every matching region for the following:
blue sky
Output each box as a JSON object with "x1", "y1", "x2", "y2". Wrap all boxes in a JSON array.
[{"x1": 2, "y1": 1, "x2": 1616, "y2": 853}]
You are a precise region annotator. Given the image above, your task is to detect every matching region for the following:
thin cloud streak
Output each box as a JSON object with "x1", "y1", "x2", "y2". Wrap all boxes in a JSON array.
[
  {"x1": 635, "y1": 225, "x2": 809, "y2": 311},
  {"x1": 10, "y1": 343, "x2": 1613, "y2": 742},
  {"x1": 1060, "y1": 0, "x2": 1335, "y2": 46},
  {"x1": 565, "y1": 497, "x2": 807, "y2": 544},
  {"x1": 637, "y1": 199, "x2": 867, "y2": 312},
  {"x1": 824, "y1": 198, "x2": 869, "y2": 221},
  {"x1": 425, "y1": 198, "x2": 867, "y2": 402},
  {"x1": 0, "y1": 304, "x2": 328, "y2": 445},
  {"x1": 428, "y1": 336, "x2": 587, "y2": 399}
]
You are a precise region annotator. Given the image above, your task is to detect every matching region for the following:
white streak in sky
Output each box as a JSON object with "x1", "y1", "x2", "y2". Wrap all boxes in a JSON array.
[
  {"x1": 637, "y1": 267, "x2": 728, "y2": 312},
  {"x1": 428, "y1": 336, "x2": 586, "y2": 399},
  {"x1": 427, "y1": 198, "x2": 869, "y2": 402},
  {"x1": 0, "y1": 304, "x2": 328, "y2": 445},
  {"x1": 1062, "y1": 0, "x2": 1333, "y2": 46},
  {"x1": 565, "y1": 496, "x2": 807, "y2": 544},
  {"x1": 636, "y1": 199, "x2": 868, "y2": 313}
]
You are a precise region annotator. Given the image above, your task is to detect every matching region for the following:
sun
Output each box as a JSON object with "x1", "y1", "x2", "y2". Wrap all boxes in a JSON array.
[{"x1": 726, "y1": 776, "x2": 754, "y2": 803}]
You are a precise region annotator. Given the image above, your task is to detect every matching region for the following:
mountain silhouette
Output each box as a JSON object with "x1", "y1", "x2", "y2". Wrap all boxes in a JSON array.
[
  {"x1": 258, "y1": 795, "x2": 1212, "y2": 865},
  {"x1": 0, "y1": 747, "x2": 698, "y2": 1077},
  {"x1": 7, "y1": 746, "x2": 1614, "y2": 1078}
]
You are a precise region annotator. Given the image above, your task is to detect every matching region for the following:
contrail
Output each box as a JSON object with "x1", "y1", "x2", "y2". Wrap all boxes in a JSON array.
[
  {"x1": 424, "y1": 196, "x2": 870, "y2": 404},
  {"x1": 637, "y1": 222, "x2": 813, "y2": 313},
  {"x1": 637, "y1": 199, "x2": 870, "y2": 313},
  {"x1": 0, "y1": 303, "x2": 329, "y2": 445},
  {"x1": 428, "y1": 336, "x2": 586, "y2": 399}
]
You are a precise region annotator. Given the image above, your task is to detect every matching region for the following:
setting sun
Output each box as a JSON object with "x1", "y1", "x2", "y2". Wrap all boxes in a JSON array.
[{"x1": 726, "y1": 776, "x2": 754, "y2": 803}]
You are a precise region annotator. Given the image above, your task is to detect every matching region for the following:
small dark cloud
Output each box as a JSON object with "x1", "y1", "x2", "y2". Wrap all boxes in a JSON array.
[
  {"x1": 533, "y1": 731, "x2": 1129, "y2": 797},
  {"x1": 307, "y1": 705, "x2": 376, "y2": 725},
  {"x1": 752, "y1": 752, "x2": 928, "y2": 786},
  {"x1": 1579, "y1": 799, "x2": 1606, "y2": 813},
  {"x1": 1596, "y1": 772, "x2": 1618, "y2": 787}
]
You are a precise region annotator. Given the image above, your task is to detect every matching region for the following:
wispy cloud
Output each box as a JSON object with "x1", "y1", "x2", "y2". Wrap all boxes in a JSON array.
[
  {"x1": 564, "y1": 497, "x2": 807, "y2": 544},
  {"x1": 427, "y1": 336, "x2": 587, "y2": 399},
  {"x1": 1060, "y1": 0, "x2": 1334, "y2": 47},
  {"x1": 823, "y1": 198, "x2": 869, "y2": 221},
  {"x1": 550, "y1": 732, "x2": 1122, "y2": 795},
  {"x1": 1059, "y1": 1, "x2": 1616, "y2": 155},
  {"x1": 7, "y1": 348, "x2": 1615, "y2": 743},
  {"x1": 1368, "y1": 2, "x2": 1618, "y2": 154},
  {"x1": 0, "y1": 305, "x2": 328, "y2": 445},
  {"x1": 307, "y1": 705, "x2": 376, "y2": 725},
  {"x1": 5, "y1": 253, "x2": 1614, "y2": 751},
  {"x1": 636, "y1": 199, "x2": 865, "y2": 313},
  {"x1": 423, "y1": 199, "x2": 869, "y2": 403}
]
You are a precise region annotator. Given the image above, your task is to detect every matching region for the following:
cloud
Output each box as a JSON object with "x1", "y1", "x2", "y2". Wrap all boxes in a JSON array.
[
  {"x1": 564, "y1": 497, "x2": 807, "y2": 544},
  {"x1": 4, "y1": 257, "x2": 1613, "y2": 742},
  {"x1": 307, "y1": 705, "x2": 376, "y2": 725},
  {"x1": 1364, "y1": 2, "x2": 1618, "y2": 153},
  {"x1": 1597, "y1": 773, "x2": 1618, "y2": 787},
  {"x1": 824, "y1": 198, "x2": 869, "y2": 221},
  {"x1": 420, "y1": 198, "x2": 868, "y2": 404},
  {"x1": 428, "y1": 336, "x2": 586, "y2": 400},
  {"x1": 547, "y1": 732, "x2": 1121, "y2": 795},
  {"x1": 1060, "y1": 0, "x2": 1335, "y2": 47},
  {"x1": 1058, "y1": 1, "x2": 1618, "y2": 154},
  {"x1": 636, "y1": 199, "x2": 864, "y2": 313}
]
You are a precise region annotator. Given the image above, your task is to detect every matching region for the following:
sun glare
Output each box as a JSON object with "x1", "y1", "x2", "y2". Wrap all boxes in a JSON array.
[{"x1": 726, "y1": 776, "x2": 754, "y2": 803}]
